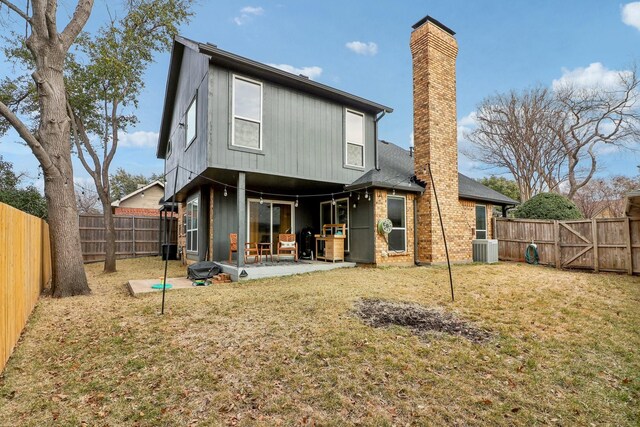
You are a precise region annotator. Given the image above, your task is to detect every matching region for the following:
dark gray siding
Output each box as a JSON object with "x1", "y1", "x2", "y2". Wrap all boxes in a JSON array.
[
  {"x1": 212, "y1": 187, "x2": 238, "y2": 262},
  {"x1": 347, "y1": 198, "x2": 374, "y2": 263},
  {"x1": 207, "y1": 65, "x2": 375, "y2": 185},
  {"x1": 165, "y1": 47, "x2": 210, "y2": 198}
]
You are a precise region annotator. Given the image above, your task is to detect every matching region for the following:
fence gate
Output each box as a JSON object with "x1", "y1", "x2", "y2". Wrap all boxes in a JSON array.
[{"x1": 558, "y1": 220, "x2": 595, "y2": 270}]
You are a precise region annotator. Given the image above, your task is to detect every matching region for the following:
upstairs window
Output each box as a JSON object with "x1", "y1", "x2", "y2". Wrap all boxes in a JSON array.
[
  {"x1": 232, "y1": 75, "x2": 263, "y2": 150},
  {"x1": 185, "y1": 94, "x2": 197, "y2": 148},
  {"x1": 345, "y1": 109, "x2": 364, "y2": 168},
  {"x1": 387, "y1": 196, "x2": 406, "y2": 252}
]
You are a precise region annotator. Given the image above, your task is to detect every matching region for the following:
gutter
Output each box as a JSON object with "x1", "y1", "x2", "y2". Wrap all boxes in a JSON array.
[{"x1": 374, "y1": 111, "x2": 386, "y2": 171}]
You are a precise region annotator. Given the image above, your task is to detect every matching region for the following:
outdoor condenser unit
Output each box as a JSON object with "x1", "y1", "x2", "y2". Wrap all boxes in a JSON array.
[{"x1": 472, "y1": 239, "x2": 499, "y2": 263}]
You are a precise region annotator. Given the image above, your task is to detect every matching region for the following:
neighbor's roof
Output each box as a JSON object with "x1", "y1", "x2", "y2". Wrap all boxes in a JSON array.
[
  {"x1": 157, "y1": 36, "x2": 393, "y2": 158},
  {"x1": 346, "y1": 141, "x2": 519, "y2": 206},
  {"x1": 625, "y1": 188, "x2": 640, "y2": 217},
  {"x1": 111, "y1": 180, "x2": 165, "y2": 207}
]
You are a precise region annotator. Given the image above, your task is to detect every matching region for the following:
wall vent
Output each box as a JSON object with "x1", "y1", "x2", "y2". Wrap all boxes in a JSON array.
[{"x1": 472, "y1": 239, "x2": 498, "y2": 263}]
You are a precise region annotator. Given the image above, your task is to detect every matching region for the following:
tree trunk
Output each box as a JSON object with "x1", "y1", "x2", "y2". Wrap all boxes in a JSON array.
[
  {"x1": 31, "y1": 38, "x2": 90, "y2": 297},
  {"x1": 101, "y1": 197, "x2": 117, "y2": 273}
]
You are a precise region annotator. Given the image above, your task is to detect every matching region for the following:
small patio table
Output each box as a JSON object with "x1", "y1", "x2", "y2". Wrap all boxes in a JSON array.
[{"x1": 258, "y1": 242, "x2": 273, "y2": 263}]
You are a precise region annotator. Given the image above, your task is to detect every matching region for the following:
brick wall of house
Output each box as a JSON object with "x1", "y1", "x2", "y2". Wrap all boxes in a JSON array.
[
  {"x1": 411, "y1": 18, "x2": 469, "y2": 263},
  {"x1": 113, "y1": 207, "x2": 159, "y2": 217},
  {"x1": 177, "y1": 201, "x2": 186, "y2": 262},
  {"x1": 373, "y1": 189, "x2": 416, "y2": 266}
]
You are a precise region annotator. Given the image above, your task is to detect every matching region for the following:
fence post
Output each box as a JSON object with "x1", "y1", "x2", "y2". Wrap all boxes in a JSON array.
[
  {"x1": 625, "y1": 217, "x2": 633, "y2": 275},
  {"x1": 592, "y1": 219, "x2": 599, "y2": 273},
  {"x1": 554, "y1": 220, "x2": 561, "y2": 269},
  {"x1": 132, "y1": 216, "x2": 136, "y2": 258}
]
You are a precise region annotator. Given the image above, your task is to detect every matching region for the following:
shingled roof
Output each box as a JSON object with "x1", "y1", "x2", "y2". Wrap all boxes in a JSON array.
[{"x1": 346, "y1": 141, "x2": 519, "y2": 206}]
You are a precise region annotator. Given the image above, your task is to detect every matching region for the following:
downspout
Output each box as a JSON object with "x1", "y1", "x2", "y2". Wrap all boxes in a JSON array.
[
  {"x1": 414, "y1": 197, "x2": 420, "y2": 265},
  {"x1": 374, "y1": 111, "x2": 386, "y2": 171}
]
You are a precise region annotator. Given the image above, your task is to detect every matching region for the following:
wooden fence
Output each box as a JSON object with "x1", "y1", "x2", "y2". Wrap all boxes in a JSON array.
[
  {"x1": 79, "y1": 214, "x2": 177, "y2": 263},
  {"x1": 494, "y1": 217, "x2": 640, "y2": 274},
  {"x1": 0, "y1": 203, "x2": 51, "y2": 372}
]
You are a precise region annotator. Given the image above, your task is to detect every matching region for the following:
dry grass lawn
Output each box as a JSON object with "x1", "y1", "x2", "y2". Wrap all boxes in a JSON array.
[{"x1": 0, "y1": 258, "x2": 638, "y2": 426}]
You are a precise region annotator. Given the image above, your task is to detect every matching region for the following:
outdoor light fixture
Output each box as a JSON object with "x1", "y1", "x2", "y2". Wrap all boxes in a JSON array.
[
  {"x1": 364, "y1": 189, "x2": 369, "y2": 199},
  {"x1": 141, "y1": 191, "x2": 145, "y2": 198},
  {"x1": 260, "y1": 193, "x2": 264, "y2": 204},
  {"x1": 223, "y1": 186, "x2": 227, "y2": 197},
  {"x1": 353, "y1": 202, "x2": 357, "y2": 209},
  {"x1": 332, "y1": 194, "x2": 335, "y2": 205},
  {"x1": 295, "y1": 196, "x2": 299, "y2": 208},
  {"x1": 392, "y1": 188, "x2": 396, "y2": 195},
  {"x1": 357, "y1": 193, "x2": 360, "y2": 201}
]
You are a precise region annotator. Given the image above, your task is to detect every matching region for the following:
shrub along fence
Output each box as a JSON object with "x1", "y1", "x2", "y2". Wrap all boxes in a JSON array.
[
  {"x1": 0, "y1": 202, "x2": 51, "y2": 372},
  {"x1": 79, "y1": 214, "x2": 177, "y2": 263},
  {"x1": 494, "y1": 217, "x2": 640, "y2": 275}
]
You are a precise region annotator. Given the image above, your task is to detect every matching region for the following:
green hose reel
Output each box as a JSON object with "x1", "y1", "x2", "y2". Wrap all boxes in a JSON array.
[{"x1": 525, "y1": 243, "x2": 539, "y2": 265}]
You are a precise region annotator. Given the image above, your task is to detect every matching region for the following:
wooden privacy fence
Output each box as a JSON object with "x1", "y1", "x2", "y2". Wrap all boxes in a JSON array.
[
  {"x1": 495, "y1": 217, "x2": 640, "y2": 274},
  {"x1": 0, "y1": 203, "x2": 51, "y2": 372},
  {"x1": 79, "y1": 214, "x2": 177, "y2": 263}
]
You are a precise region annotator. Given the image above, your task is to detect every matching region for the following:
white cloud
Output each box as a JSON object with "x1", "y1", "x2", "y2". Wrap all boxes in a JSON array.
[
  {"x1": 234, "y1": 6, "x2": 264, "y2": 25},
  {"x1": 551, "y1": 62, "x2": 631, "y2": 91},
  {"x1": 267, "y1": 63, "x2": 323, "y2": 80},
  {"x1": 622, "y1": 2, "x2": 640, "y2": 31},
  {"x1": 118, "y1": 131, "x2": 159, "y2": 148},
  {"x1": 345, "y1": 41, "x2": 378, "y2": 56},
  {"x1": 457, "y1": 111, "x2": 478, "y2": 143}
]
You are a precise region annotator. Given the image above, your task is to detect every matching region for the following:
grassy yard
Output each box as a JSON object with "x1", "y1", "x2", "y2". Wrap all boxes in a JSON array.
[{"x1": 0, "y1": 258, "x2": 638, "y2": 426}]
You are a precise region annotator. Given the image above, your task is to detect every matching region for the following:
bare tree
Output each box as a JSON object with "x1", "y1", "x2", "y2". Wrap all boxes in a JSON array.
[
  {"x1": 464, "y1": 87, "x2": 566, "y2": 201},
  {"x1": 74, "y1": 182, "x2": 101, "y2": 214},
  {"x1": 553, "y1": 67, "x2": 640, "y2": 199},
  {"x1": 0, "y1": 0, "x2": 93, "y2": 297},
  {"x1": 572, "y1": 175, "x2": 639, "y2": 218}
]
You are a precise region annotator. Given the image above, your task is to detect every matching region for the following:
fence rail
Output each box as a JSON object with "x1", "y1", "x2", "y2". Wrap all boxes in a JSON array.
[
  {"x1": 79, "y1": 214, "x2": 177, "y2": 263},
  {"x1": 495, "y1": 217, "x2": 640, "y2": 274},
  {"x1": 1, "y1": 203, "x2": 51, "y2": 372}
]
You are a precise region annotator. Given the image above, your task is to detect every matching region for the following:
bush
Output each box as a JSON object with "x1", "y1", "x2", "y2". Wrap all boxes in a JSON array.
[{"x1": 513, "y1": 192, "x2": 582, "y2": 220}]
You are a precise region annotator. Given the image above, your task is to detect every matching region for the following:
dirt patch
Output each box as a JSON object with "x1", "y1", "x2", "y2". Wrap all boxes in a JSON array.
[{"x1": 353, "y1": 298, "x2": 491, "y2": 343}]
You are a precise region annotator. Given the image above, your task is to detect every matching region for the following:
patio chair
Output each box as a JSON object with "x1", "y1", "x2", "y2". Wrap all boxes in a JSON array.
[
  {"x1": 229, "y1": 233, "x2": 259, "y2": 264},
  {"x1": 277, "y1": 233, "x2": 298, "y2": 262}
]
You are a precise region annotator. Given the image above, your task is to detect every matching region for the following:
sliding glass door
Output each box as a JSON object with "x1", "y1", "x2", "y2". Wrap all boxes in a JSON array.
[{"x1": 248, "y1": 199, "x2": 294, "y2": 245}]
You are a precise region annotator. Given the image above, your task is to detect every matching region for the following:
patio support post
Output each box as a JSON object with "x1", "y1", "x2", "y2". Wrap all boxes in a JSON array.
[{"x1": 237, "y1": 172, "x2": 246, "y2": 268}]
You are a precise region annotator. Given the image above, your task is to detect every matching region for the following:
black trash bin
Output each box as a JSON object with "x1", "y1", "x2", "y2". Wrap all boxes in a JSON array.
[{"x1": 162, "y1": 243, "x2": 178, "y2": 260}]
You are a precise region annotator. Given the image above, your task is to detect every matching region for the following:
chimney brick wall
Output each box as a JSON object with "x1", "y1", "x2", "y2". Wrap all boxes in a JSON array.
[{"x1": 411, "y1": 17, "x2": 472, "y2": 263}]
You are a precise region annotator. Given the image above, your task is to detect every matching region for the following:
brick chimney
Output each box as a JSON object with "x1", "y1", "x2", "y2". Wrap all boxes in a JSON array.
[{"x1": 411, "y1": 16, "x2": 461, "y2": 264}]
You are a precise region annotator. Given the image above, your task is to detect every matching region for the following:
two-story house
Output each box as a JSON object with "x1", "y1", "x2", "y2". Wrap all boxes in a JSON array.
[{"x1": 156, "y1": 16, "x2": 517, "y2": 271}]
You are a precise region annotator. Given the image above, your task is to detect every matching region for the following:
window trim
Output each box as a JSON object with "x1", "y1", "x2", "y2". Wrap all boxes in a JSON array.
[
  {"x1": 186, "y1": 194, "x2": 199, "y2": 253},
  {"x1": 344, "y1": 108, "x2": 365, "y2": 169},
  {"x1": 319, "y1": 198, "x2": 350, "y2": 252},
  {"x1": 185, "y1": 93, "x2": 197, "y2": 150},
  {"x1": 475, "y1": 204, "x2": 487, "y2": 240},
  {"x1": 387, "y1": 195, "x2": 407, "y2": 252},
  {"x1": 231, "y1": 74, "x2": 263, "y2": 151}
]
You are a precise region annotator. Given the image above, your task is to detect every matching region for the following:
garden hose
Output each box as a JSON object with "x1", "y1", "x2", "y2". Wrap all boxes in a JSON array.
[{"x1": 525, "y1": 243, "x2": 539, "y2": 265}]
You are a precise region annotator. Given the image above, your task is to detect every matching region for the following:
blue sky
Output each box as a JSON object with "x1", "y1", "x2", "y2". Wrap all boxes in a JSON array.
[{"x1": 1, "y1": 0, "x2": 639, "y2": 190}]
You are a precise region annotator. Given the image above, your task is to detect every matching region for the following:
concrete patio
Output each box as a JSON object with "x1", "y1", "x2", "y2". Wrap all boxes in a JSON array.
[
  {"x1": 218, "y1": 259, "x2": 357, "y2": 281},
  {"x1": 127, "y1": 277, "x2": 195, "y2": 297}
]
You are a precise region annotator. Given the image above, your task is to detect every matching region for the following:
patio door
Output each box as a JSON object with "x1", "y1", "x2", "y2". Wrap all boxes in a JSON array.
[
  {"x1": 320, "y1": 198, "x2": 349, "y2": 251},
  {"x1": 248, "y1": 199, "x2": 294, "y2": 245}
]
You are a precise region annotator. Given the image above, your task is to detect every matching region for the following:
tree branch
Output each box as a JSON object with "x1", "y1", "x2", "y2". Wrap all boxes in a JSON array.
[
  {"x1": 0, "y1": 0, "x2": 31, "y2": 22},
  {"x1": 60, "y1": 0, "x2": 94, "y2": 50},
  {"x1": 0, "y1": 99, "x2": 54, "y2": 173}
]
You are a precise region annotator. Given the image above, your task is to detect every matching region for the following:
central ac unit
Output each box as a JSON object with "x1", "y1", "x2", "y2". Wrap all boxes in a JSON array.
[{"x1": 472, "y1": 239, "x2": 498, "y2": 263}]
